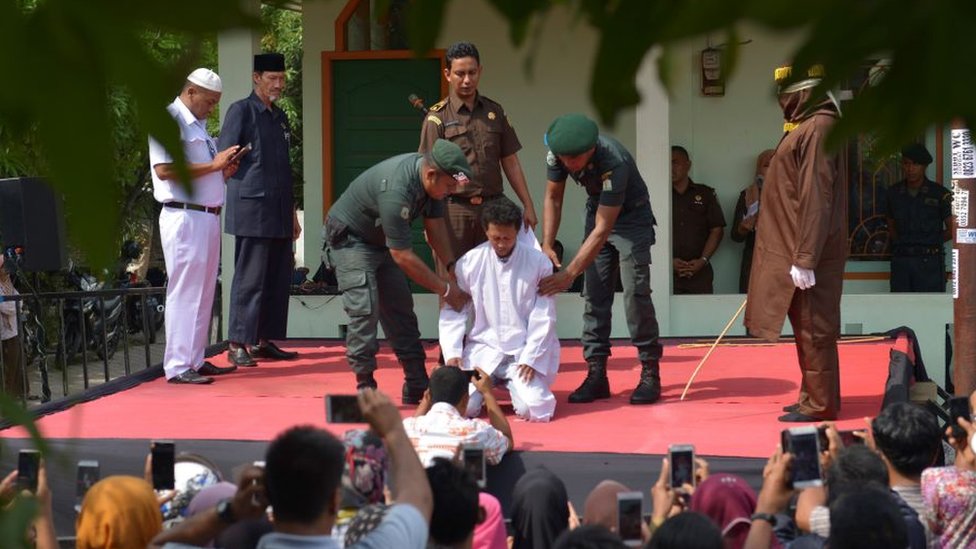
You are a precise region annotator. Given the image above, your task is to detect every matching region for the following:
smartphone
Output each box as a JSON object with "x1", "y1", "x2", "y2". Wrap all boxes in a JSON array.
[
  {"x1": 948, "y1": 396, "x2": 971, "y2": 440},
  {"x1": 17, "y1": 449, "x2": 40, "y2": 493},
  {"x1": 838, "y1": 430, "x2": 865, "y2": 447},
  {"x1": 325, "y1": 394, "x2": 365, "y2": 423},
  {"x1": 150, "y1": 440, "x2": 176, "y2": 490},
  {"x1": 228, "y1": 142, "x2": 252, "y2": 164},
  {"x1": 668, "y1": 444, "x2": 695, "y2": 489},
  {"x1": 786, "y1": 426, "x2": 823, "y2": 488},
  {"x1": 616, "y1": 491, "x2": 644, "y2": 547},
  {"x1": 76, "y1": 460, "x2": 100, "y2": 505},
  {"x1": 461, "y1": 444, "x2": 486, "y2": 489}
]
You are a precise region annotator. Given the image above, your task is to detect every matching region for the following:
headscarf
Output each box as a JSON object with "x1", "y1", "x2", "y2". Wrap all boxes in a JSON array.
[
  {"x1": 474, "y1": 492, "x2": 508, "y2": 549},
  {"x1": 186, "y1": 481, "x2": 237, "y2": 517},
  {"x1": 341, "y1": 429, "x2": 389, "y2": 508},
  {"x1": 689, "y1": 474, "x2": 757, "y2": 549},
  {"x1": 75, "y1": 476, "x2": 162, "y2": 549},
  {"x1": 511, "y1": 468, "x2": 570, "y2": 549}
]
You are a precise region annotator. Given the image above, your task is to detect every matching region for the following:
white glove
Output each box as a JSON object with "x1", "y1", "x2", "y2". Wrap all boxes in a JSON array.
[{"x1": 789, "y1": 265, "x2": 816, "y2": 290}]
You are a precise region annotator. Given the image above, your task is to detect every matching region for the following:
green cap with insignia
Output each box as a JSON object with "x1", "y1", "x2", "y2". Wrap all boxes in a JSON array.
[
  {"x1": 546, "y1": 114, "x2": 599, "y2": 156},
  {"x1": 431, "y1": 139, "x2": 473, "y2": 183}
]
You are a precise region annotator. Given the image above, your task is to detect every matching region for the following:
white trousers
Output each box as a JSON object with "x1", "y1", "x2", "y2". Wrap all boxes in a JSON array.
[
  {"x1": 159, "y1": 207, "x2": 221, "y2": 379},
  {"x1": 465, "y1": 357, "x2": 556, "y2": 422}
]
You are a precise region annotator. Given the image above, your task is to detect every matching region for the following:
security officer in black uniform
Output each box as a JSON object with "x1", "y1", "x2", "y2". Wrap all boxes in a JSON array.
[
  {"x1": 324, "y1": 139, "x2": 472, "y2": 403},
  {"x1": 886, "y1": 143, "x2": 953, "y2": 292},
  {"x1": 539, "y1": 114, "x2": 664, "y2": 405}
]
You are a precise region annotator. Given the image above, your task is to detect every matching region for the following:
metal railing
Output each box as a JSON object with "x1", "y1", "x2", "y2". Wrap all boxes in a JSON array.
[{"x1": 1, "y1": 286, "x2": 168, "y2": 403}]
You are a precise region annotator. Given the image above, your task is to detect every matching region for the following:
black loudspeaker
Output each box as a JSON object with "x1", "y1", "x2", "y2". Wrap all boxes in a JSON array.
[{"x1": 0, "y1": 177, "x2": 67, "y2": 272}]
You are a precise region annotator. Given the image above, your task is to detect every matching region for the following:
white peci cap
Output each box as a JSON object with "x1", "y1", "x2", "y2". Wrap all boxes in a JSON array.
[{"x1": 186, "y1": 68, "x2": 222, "y2": 93}]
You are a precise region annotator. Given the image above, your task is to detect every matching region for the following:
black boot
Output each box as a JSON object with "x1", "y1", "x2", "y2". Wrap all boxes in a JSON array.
[
  {"x1": 400, "y1": 361, "x2": 429, "y2": 405},
  {"x1": 356, "y1": 372, "x2": 377, "y2": 391},
  {"x1": 629, "y1": 361, "x2": 661, "y2": 405},
  {"x1": 568, "y1": 361, "x2": 611, "y2": 403}
]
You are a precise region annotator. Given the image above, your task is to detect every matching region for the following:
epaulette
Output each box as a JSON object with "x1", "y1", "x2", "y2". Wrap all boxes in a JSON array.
[
  {"x1": 429, "y1": 98, "x2": 447, "y2": 112},
  {"x1": 427, "y1": 115, "x2": 442, "y2": 126},
  {"x1": 479, "y1": 94, "x2": 499, "y2": 108}
]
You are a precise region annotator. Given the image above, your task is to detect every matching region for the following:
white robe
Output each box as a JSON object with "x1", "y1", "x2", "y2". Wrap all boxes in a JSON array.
[{"x1": 439, "y1": 231, "x2": 559, "y2": 421}]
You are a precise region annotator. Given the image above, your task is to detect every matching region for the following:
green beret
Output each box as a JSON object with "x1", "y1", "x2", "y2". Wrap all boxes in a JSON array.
[
  {"x1": 901, "y1": 143, "x2": 933, "y2": 165},
  {"x1": 431, "y1": 139, "x2": 473, "y2": 182},
  {"x1": 546, "y1": 114, "x2": 599, "y2": 156}
]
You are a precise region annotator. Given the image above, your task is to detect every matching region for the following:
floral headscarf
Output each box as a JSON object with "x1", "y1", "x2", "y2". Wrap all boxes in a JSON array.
[{"x1": 340, "y1": 429, "x2": 389, "y2": 509}]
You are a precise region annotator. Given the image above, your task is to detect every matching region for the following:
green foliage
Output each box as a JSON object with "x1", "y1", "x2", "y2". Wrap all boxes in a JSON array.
[
  {"x1": 0, "y1": 496, "x2": 38, "y2": 549},
  {"x1": 0, "y1": 393, "x2": 46, "y2": 548},
  {"x1": 261, "y1": 5, "x2": 305, "y2": 208},
  {"x1": 0, "y1": 0, "x2": 258, "y2": 268},
  {"x1": 402, "y1": 0, "x2": 976, "y2": 154}
]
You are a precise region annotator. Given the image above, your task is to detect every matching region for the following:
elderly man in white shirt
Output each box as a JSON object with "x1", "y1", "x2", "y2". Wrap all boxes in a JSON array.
[
  {"x1": 149, "y1": 68, "x2": 242, "y2": 384},
  {"x1": 439, "y1": 198, "x2": 559, "y2": 422}
]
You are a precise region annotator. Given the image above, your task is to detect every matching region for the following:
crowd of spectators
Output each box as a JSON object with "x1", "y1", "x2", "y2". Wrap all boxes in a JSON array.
[{"x1": 2, "y1": 389, "x2": 975, "y2": 549}]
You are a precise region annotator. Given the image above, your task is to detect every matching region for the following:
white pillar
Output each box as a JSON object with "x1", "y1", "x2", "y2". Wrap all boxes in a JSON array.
[
  {"x1": 636, "y1": 48, "x2": 673, "y2": 334},
  {"x1": 216, "y1": 0, "x2": 261, "y2": 340}
]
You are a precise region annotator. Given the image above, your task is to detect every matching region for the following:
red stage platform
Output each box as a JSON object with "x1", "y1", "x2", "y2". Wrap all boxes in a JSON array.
[{"x1": 1, "y1": 338, "x2": 890, "y2": 459}]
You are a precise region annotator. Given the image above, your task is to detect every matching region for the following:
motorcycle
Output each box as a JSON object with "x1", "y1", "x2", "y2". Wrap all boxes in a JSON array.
[
  {"x1": 62, "y1": 262, "x2": 124, "y2": 363},
  {"x1": 116, "y1": 240, "x2": 165, "y2": 344}
]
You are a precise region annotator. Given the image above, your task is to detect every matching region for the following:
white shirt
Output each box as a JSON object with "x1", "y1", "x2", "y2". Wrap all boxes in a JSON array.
[
  {"x1": 148, "y1": 97, "x2": 225, "y2": 207},
  {"x1": 439, "y1": 235, "x2": 559, "y2": 377},
  {"x1": 402, "y1": 402, "x2": 510, "y2": 466}
]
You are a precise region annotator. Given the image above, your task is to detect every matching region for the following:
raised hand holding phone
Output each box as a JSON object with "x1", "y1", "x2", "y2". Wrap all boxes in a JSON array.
[{"x1": 227, "y1": 142, "x2": 252, "y2": 164}]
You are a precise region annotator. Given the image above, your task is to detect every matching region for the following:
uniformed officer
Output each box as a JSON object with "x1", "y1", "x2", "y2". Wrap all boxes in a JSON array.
[
  {"x1": 671, "y1": 146, "x2": 726, "y2": 294},
  {"x1": 419, "y1": 42, "x2": 537, "y2": 279},
  {"x1": 886, "y1": 143, "x2": 953, "y2": 292},
  {"x1": 539, "y1": 114, "x2": 664, "y2": 405},
  {"x1": 324, "y1": 139, "x2": 472, "y2": 404},
  {"x1": 218, "y1": 52, "x2": 302, "y2": 367}
]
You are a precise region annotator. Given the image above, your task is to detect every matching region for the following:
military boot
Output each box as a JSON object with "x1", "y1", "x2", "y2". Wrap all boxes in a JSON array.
[
  {"x1": 400, "y1": 361, "x2": 429, "y2": 405},
  {"x1": 568, "y1": 361, "x2": 611, "y2": 403},
  {"x1": 356, "y1": 372, "x2": 377, "y2": 391},
  {"x1": 629, "y1": 361, "x2": 661, "y2": 405}
]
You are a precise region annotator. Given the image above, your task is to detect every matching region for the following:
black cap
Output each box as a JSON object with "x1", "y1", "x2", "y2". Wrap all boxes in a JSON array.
[
  {"x1": 901, "y1": 143, "x2": 932, "y2": 165},
  {"x1": 254, "y1": 53, "x2": 285, "y2": 72}
]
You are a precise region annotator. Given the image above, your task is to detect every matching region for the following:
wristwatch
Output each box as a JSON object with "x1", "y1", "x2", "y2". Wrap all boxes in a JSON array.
[
  {"x1": 701, "y1": 255, "x2": 710, "y2": 264},
  {"x1": 750, "y1": 512, "x2": 776, "y2": 525},
  {"x1": 216, "y1": 498, "x2": 237, "y2": 524}
]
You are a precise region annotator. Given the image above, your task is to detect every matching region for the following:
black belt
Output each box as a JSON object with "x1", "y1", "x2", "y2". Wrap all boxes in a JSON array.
[
  {"x1": 164, "y1": 201, "x2": 221, "y2": 215},
  {"x1": 447, "y1": 194, "x2": 502, "y2": 206}
]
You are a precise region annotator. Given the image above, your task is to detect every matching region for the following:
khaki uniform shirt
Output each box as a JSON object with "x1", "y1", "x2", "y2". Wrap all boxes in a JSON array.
[
  {"x1": 418, "y1": 93, "x2": 521, "y2": 198},
  {"x1": 672, "y1": 180, "x2": 726, "y2": 261}
]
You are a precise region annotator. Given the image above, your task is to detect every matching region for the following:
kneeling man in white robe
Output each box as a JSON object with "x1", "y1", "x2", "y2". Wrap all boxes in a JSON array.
[{"x1": 439, "y1": 198, "x2": 559, "y2": 422}]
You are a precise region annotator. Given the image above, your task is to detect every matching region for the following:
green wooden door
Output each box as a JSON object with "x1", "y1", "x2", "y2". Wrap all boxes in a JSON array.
[{"x1": 331, "y1": 57, "x2": 441, "y2": 292}]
